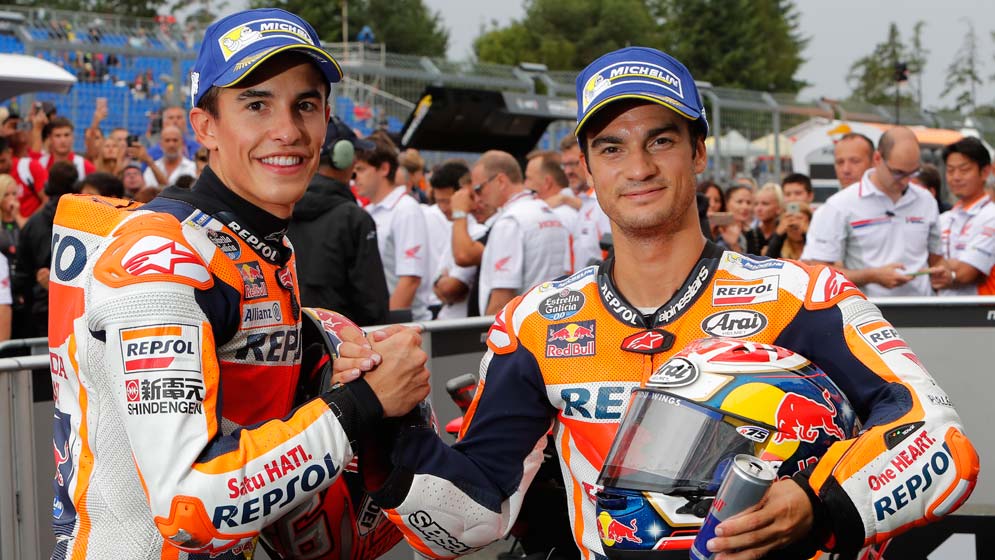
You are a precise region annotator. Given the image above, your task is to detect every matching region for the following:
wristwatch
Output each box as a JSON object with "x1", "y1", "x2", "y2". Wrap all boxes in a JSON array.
[{"x1": 451, "y1": 210, "x2": 468, "y2": 220}]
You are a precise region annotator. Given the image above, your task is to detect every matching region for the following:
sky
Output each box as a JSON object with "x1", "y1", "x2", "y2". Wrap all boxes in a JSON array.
[{"x1": 422, "y1": 0, "x2": 995, "y2": 110}]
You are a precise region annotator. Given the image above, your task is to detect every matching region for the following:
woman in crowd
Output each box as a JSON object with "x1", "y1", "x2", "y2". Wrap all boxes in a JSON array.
[
  {"x1": 94, "y1": 137, "x2": 124, "y2": 175},
  {"x1": 745, "y1": 182, "x2": 783, "y2": 255},
  {"x1": 718, "y1": 184, "x2": 755, "y2": 253},
  {"x1": 765, "y1": 201, "x2": 811, "y2": 260},
  {"x1": 698, "y1": 180, "x2": 726, "y2": 240},
  {"x1": 0, "y1": 174, "x2": 23, "y2": 261}
]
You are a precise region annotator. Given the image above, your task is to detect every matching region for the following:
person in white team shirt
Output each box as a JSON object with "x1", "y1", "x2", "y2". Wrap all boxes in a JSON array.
[
  {"x1": 802, "y1": 126, "x2": 947, "y2": 297},
  {"x1": 142, "y1": 126, "x2": 198, "y2": 188},
  {"x1": 525, "y1": 150, "x2": 578, "y2": 268},
  {"x1": 428, "y1": 161, "x2": 486, "y2": 319},
  {"x1": 420, "y1": 171, "x2": 450, "y2": 318},
  {"x1": 933, "y1": 136, "x2": 995, "y2": 296},
  {"x1": 355, "y1": 135, "x2": 433, "y2": 321},
  {"x1": 561, "y1": 135, "x2": 610, "y2": 267},
  {"x1": 473, "y1": 150, "x2": 571, "y2": 315}
]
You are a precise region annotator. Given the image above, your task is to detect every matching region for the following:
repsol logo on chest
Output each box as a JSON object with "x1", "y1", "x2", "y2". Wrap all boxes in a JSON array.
[
  {"x1": 227, "y1": 220, "x2": 281, "y2": 263},
  {"x1": 213, "y1": 452, "x2": 338, "y2": 529},
  {"x1": 235, "y1": 329, "x2": 301, "y2": 363},
  {"x1": 712, "y1": 276, "x2": 779, "y2": 306},
  {"x1": 560, "y1": 385, "x2": 631, "y2": 420}
]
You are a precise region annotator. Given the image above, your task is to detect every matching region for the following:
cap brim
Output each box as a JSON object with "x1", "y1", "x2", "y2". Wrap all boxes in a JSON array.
[
  {"x1": 216, "y1": 43, "x2": 343, "y2": 90},
  {"x1": 574, "y1": 93, "x2": 700, "y2": 136},
  {"x1": 352, "y1": 138, "x2": 375, "y2": 151}
]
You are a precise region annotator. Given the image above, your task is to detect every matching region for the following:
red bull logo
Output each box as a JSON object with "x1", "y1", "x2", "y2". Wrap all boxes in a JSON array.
[
  {"x1": 238, "y1": 261, "x2": 268, "y2": 299},
  {"x1": 597, "y1": 512, "x2": 642, "y2": 545},
  {"x1": 53, "y1": 440, "x2": 71, "y2": 486},
  {"x1": 546, "y1": 320, "x2": 596, "y2": 358},
  {"x1": 773, "y1": 388, "x2": 845, "y2": 444}
]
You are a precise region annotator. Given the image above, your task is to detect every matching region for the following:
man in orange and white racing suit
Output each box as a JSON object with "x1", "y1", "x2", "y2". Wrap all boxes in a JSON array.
[
  {"x1": 367, "y1": 47, "x2": 979, "y2": 560},
  {"x1": 47, "y1": 8, "x2": 428, "y2": 559}
]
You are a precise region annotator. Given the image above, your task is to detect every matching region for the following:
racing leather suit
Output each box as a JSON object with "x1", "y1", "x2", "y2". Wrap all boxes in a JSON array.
[
  {"x1": 371, "y1": 241, "x2": 978, "y2": 559},
  {"x1": 48, "y1": 168, "x2": 386, "y2": 559}
]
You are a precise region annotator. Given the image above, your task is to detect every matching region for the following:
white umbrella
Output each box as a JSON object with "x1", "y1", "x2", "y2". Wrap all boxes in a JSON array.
[{"x1": 0, "y1": 54, "x2": 77, "y2": 101}]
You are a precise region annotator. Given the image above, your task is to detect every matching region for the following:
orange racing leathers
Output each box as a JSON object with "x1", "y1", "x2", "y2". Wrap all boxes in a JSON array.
[
  {"x1": 371, "y1": 241, "x2": 978, "y2": 559},
  {"x1": 48, "y1": 169, "x2": 386, "y2": 559}
]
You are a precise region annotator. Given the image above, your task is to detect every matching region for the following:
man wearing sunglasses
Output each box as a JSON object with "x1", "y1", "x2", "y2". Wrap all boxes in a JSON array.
[
  {"x1": 472, "y1": 150, "x2": 571, "y2": 315},
  {"x1": 803, "y1": 126, "x2": 947, "y2": 296}
]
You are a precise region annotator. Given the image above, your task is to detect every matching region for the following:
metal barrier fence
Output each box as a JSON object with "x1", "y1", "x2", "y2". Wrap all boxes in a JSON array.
[{"x1": 3, "y1": 300, "x2": 995, "y2": 559}]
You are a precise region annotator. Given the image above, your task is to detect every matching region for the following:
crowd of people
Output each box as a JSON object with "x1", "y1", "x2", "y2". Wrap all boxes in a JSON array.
[
  {"x1": 0, "y1": 99, "x2": 208, "y2": 340},
  {"x1": 702, "y1": 130, "x2": 995, "y2": 298},
  {"x1": 0, "y1": 85, "x2": 993, "y2": 342}
]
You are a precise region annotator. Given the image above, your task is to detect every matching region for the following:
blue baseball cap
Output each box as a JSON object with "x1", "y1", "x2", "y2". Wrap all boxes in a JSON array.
[
  {"x1": 190, "y1": 8, "x2": 342, "y2": 109},
  {"x1": 574, "y1": 46, "x2": 707, "y2": 137}
]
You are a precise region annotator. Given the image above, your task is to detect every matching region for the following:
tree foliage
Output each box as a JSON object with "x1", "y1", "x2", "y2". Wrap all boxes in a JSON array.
[
  {"x1": 650, "y1": 0, "x2": 808, "y2": 92},
  {"x1": 940, "y1": 20, "x2": 982, "y2": 113},
  {"x1": 475, "y1": 0, "x2": 658, "y2": 71},
  {"x1": 846, "y1": 22, "x2": 925, "y2": 106},
  {"x1": 474, "y1": 0, "x2": 808, "y2": 92},
  {"x1": 257, "y1": 0, "x2": 448, "y2": 58}
]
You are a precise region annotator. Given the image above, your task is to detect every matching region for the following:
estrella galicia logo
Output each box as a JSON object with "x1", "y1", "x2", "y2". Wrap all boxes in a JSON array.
[
  {"x1": 52, "y1": 409, "x2": 77, "y2": 524},
  {"x1": 206, "y1": 229, "x2": 241, "y2": 260},
  {"x1": 539, "y1": 289, "x2": 585, "y2": 321}
]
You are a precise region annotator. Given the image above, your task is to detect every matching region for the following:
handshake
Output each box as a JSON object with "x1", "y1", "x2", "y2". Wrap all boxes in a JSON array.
[{"x1": 307, "y1": 309, "x2": 431, "y2": 418}]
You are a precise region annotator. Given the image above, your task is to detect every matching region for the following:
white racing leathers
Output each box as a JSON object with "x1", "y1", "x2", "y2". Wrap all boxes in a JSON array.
[{"x1": 369, "y1": 244, "x2": 978, "y2": 559}]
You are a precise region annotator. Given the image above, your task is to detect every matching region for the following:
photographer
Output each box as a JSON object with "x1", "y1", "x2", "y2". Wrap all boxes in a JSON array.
[
  {"x1": 766, "y1": 200, "x2": 812, "y2": 259},
  {"x1": 123, "y1": 133, "x2": 168, "y2": 187}
]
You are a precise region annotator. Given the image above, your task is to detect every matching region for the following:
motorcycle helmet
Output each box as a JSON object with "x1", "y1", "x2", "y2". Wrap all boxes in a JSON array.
[{"x1": 595, "y1": 337, "x2": 860, "y2": 558}]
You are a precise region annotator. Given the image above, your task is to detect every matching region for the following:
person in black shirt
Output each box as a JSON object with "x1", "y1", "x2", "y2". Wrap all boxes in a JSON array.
[
  {"x1": 287, "y1": 116, "x2": 389, "y2": 326},
  {"x1": 14, "y1": 161, "x2": 77, "y2": 336}
]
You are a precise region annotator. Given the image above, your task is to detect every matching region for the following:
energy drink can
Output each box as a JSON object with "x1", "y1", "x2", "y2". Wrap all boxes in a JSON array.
[{"x1": 690, "y1": 455, "x2": 776, "y2": 560}]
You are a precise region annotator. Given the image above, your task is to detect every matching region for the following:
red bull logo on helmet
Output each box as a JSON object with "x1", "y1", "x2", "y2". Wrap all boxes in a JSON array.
[
  {"x1": 773, "y1": 388, "x2": 845, "y2": 444},
  {"x1": 546, "y1": 320, "x2": 596, "y2": 358},
  {"x1": 597, "y1": 511, "x2": 643, "y2": 546}
]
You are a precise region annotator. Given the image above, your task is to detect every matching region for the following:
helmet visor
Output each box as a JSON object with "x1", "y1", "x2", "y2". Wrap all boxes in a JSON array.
[{"x1": 598, "y1": 388, "x2": 774, "y2": 495}]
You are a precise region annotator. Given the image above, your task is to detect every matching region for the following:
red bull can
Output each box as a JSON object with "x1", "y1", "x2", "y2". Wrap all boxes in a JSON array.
[{"x1": 690, "y1": 455, "x2": 775, "y2": 560}]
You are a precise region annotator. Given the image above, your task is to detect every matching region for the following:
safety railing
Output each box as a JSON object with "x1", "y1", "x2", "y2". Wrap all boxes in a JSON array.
[{"x1": 3, "y1": 299, "x2": 995, "y2": 559}]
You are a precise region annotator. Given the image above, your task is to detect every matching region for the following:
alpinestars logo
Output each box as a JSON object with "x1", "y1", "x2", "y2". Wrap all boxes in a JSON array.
[
  {"x1": 620, "y1": 329, "x2": 674, "y2": 355},
  {"x1": 121, "y1": 237, "x2": 209, "y2": 283}
]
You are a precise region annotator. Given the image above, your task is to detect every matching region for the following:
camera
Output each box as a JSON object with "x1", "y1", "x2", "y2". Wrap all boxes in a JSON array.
[{"x1": 127, "y1": 134, "x2": 140, "y2": 147}]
